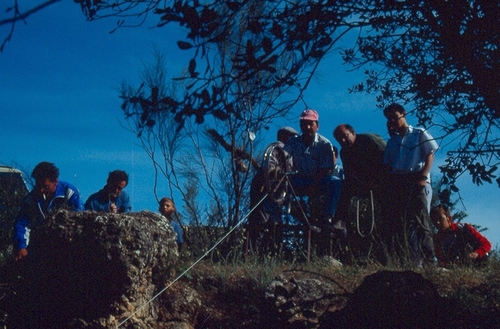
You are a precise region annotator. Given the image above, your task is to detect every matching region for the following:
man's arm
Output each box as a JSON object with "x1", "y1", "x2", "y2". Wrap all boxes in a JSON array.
[
  {"x1": 66, "y1": 183, "x2": 84, "y2": 211},
  {"x1": 464, "y1": 224, "x2": 492, "y2": 259},
  {"x1": 418, "y1": 152, "x2": 435, "y2": 187},
  {"x1": 84, "y1": 192, "x2": 106, "y2": 211},
  {"x1": 14, "y1": 216, "x2": 30, "y2": 261},
  {"x1": 316, "y1": 142, "x2": 335, "y2": 180},
  {"x1": 419, "y1": 129, "x2": 439, "y2": 184},
  {"x1": 119, "y1": 192, "x2": 132, "y2": 213}
]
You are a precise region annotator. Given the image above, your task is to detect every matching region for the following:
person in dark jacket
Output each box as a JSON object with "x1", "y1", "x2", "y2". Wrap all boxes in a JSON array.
[
  {"x1": 14, "y1": 162, "x2": 84, "y2": 261},
  {"x1": 85, "y1": 170, "x2": 131, "y2": 213},
  {"x1": 333, "y1": 124, "x2": 388, "y2": 226},
  {"x1": 333, "y1": 124, "x2": 389, "y2": 263}
]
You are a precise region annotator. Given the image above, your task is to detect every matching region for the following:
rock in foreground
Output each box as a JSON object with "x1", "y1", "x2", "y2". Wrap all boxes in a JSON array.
[{"x1": 14, "y1": 210, "x2": 180, "y2": 328}]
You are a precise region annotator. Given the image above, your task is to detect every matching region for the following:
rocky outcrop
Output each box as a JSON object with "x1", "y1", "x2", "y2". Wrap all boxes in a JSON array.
[
  {"x1": 12, "y1": 210, "x2": 197, "y2": 328},
  {"x1": 157, "y1": 282, "x2": 201, "y2": 329},
  {"x1": 5, "y1": 210, "x2": 496, "y2": 328},
  {"x1": 265, "y1": 273, "x2": 348, "y2": 328},
  {"x1": 321, "y1": 270, "x2": 447, "y2": 328},
  {"x1": 266, "y1": 270, "x2": 449, "y2": 329}
]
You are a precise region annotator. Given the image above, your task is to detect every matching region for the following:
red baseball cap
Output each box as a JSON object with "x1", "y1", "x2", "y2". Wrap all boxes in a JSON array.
[{"x1": 300, "y1": 109, "x2": 319, "y2": 121}]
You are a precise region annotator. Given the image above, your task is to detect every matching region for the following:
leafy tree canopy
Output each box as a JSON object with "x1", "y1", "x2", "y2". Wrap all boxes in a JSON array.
[
  {"x1": 343, "y1": 0, "x2": 500, "y2": 195},
  {"x1": 5, "y1": 0, "x2": 499, "y2": 195}
]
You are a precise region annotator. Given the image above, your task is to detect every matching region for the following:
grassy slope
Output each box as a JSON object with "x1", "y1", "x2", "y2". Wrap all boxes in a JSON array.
[{"x1": 173, "y1": 254, "x2": 500, "y2": 328}]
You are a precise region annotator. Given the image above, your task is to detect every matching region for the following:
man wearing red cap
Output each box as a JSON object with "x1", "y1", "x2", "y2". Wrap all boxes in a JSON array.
[{"x1": 284, "y1": 109, "x2": 343, "y2": 250}]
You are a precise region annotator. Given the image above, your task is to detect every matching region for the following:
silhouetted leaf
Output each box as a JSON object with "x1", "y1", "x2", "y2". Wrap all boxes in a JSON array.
[
  {"x1": 262, "y1": 37, "x2": 272, "y2": 54},
  {"x1": 212, "y1": 109, "x2": 229, "y2": 120},
  {"x1": 177, "y1": 41, "x2": 194, "y2": 50},
  {"x1": 248, "y1": 20, "x2": 261, "y2": 34},
  {"x1": 195, "y1": 112, "x2": 204, "y2": 124},
  {"x1": 200, "y1": 89, "x2": 210, "y2": 104},
  {"x1": 271, "y1": 22, "x2": 283, "y2": 39},
  {"x1": 188, "y1": 59, "x2": 198, "y2": 77},
  {"x1": 226, "y1": 2, "x2": 240, "y2": 11}
]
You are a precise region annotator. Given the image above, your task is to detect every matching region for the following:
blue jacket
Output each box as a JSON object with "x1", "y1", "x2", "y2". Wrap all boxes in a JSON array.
[
  {"x1": 170, "y1": 220, "x2": 184, "y2": 248},
  {"x1": 84, "y1": 188, "x2": 131, "y2": 213},
  {"x1": 14, "y1": 180, "x2": 84, "y2": 250}
]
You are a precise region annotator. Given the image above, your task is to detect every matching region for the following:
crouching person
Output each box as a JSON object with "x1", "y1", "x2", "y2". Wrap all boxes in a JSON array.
[{"x1": 430, "y1": 204, "x2": 491, "y2": 267}]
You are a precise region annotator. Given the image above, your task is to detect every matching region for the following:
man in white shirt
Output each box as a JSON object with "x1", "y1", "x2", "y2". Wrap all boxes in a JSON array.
[{"x1": 383, "y1": 103, "x2": 439, "y2": 265}]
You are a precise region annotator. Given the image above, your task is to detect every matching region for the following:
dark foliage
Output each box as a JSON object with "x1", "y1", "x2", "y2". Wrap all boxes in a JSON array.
[
  {"x1": 72, "y1": 0, "x2": 500, "y2": 196},
  {"x1": 0, "y1": 170, "x2": 28, "y2": 263},
  {"x1": 2, "y1": 2, "x2": 499, "y2": 195},
  {"x1": 345, "y1": 0, "x2": 500, "y2": 195}
]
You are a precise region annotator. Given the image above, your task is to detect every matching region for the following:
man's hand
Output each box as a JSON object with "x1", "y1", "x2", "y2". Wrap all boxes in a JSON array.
[
  {"x1": 417, "y1": 174, "x2": 428, "y2": 188},
  {"x1": 469, "y1": 252, "x2": 480, "y2": 259},
  {"x1": 15, "y1": 248, "x2": 28, "y2": 262},
  {"x1": 109, "y1": 202, "x2": 118, "y2": 213}
]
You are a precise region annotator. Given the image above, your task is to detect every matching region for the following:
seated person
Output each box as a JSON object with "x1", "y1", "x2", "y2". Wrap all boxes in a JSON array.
[
  {"x1": 283, "y1": 109, "x2": 341, "y2": 230},
  {"x1": 430, "y1": 204, "x2": 491, "y2": 267},
  {"x1": 85, "y1": 170, "x2": 131, "y2": 213}
]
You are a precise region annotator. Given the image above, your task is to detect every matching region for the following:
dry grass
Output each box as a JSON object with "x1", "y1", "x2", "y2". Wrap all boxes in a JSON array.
[{"x1": 176, "y1": 252, "x2": 500, "y2": 328}]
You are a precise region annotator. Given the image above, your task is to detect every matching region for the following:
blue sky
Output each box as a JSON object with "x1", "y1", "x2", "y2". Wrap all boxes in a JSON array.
[{"x1": 1, "y1": 2, "x2": 498, "y2": 248}]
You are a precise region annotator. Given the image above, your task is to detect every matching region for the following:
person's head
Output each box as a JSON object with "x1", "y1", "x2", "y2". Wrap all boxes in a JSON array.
[
  {"x1": 32, "y1": 162, "x2": 59, "y2": 198},
  {"x1": 333, "y1": 124, "x2": 356, "y2": 148},
  {"x1": 105, "y1": 170, "x2": 128, "y2": 199},
  {"x1": 277, "y1": 126, "x2": 299, "y2": 144},
  {"x1": 386, "y1": 120, "x2": 396, "y2": 137},
  {"x1": 384, "y1": 103, "x2": 408, "y2": 134},
  {"x1": 430, "y1": 204, "x2": 453, "y2": 231},
  {"x1": 159, "y1": 197, "x2": 176, "y2": 219},
  {"x1": 299, "y1": 109, "x2": 319, "y2": 143}
]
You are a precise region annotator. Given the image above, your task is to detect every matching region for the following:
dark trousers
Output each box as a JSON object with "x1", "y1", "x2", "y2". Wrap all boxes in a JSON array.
[{"x1": 383, "y1": 173, "x2": 435, "y2": 265}]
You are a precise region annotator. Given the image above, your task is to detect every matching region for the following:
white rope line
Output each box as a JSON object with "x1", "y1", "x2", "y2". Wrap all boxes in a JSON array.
[
  {"x1": 117, "y1": 192, "x2": 269, "y2": 328},
  {"x1": 356, "y1": 190, "x2": 375, "y2": 238}
]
